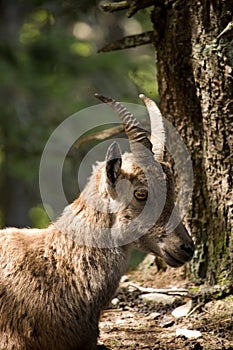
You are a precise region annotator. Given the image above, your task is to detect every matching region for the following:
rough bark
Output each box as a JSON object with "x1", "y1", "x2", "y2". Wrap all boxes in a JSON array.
[{"x1": 151, "y1": 0, "x2": 233, "y2": 284}]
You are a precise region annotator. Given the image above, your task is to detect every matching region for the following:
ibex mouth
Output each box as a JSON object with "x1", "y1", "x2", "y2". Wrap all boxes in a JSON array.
[
  {"x1": 162, "y1": 249, "x2": 192, "y2": 268},
  {"x1": 160, "y1": 223, "x2": 195, "y2": 268}
]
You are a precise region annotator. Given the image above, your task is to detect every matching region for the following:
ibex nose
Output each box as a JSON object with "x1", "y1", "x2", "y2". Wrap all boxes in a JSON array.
[
  {"x1": 176, "y1": 223, "x2": 195, "y2": 261},
  {"x1": 180, "y1": 242, "x2": 195, "y2": 259}
]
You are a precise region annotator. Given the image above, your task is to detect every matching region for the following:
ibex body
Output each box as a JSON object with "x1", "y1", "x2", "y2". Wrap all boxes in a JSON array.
[{"x1": 0, "y1": 95, "x2": 194, "y2": 349}]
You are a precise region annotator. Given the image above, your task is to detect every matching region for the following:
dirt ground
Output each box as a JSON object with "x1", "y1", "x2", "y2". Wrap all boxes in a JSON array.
[{"x1": 98, "y1": 256, "x2": 233, "y2": 350}]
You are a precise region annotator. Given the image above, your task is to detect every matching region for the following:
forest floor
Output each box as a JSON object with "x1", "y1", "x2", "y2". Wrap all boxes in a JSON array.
[{"x1": 98, "y1": 255, "x2": 233, "y2": 350}]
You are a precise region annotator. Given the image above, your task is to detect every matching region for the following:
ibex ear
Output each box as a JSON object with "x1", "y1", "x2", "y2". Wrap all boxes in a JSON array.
[{"x1": 105, "y1": 142, "x2": 122, "y2": 185}]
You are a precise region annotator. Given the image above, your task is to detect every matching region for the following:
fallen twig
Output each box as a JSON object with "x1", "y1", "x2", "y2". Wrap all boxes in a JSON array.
[
  {"x1": 186, "y1": 302, "x2": 204, "y2": 318},
  {"x1": 129, "y1": 282, "x2": 192, "y2": 297}
]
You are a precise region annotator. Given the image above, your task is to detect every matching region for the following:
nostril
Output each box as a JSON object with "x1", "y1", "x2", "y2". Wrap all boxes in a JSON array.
[{"x1": 180, "y1": 244, "x2": 194, "y2": 257}]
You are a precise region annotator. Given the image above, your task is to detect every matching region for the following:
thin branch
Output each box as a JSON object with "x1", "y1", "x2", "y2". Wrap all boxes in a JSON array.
[
  {"x1": 99, "y1": 0, "x2": 156, "y2": 17},
  {"x1": 99, "y1": 1, "x2": 129, "y2": 13},
  {"x1": 98, "y1": 31, "x2": 154, "y2": 52},
  {"x1": 217, "y1": 20, "x2": 233, "y2": 39},
  {"x1": 127, "y1": 0, "x2": 157, "y2": 17},
  {"x1": 73, "y1": 125, "x2": 124, "y2": 149}
]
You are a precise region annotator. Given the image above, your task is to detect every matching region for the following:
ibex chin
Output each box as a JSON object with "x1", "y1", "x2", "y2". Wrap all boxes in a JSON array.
[{"x1": 0, "y1": 94, "x2": 194, "y2": 350}]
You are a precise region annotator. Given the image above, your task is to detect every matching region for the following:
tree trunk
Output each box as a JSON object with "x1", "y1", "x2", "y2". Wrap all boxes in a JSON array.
[{"x1": 151, "y1": 0, "x2": 233, "y2": 284}]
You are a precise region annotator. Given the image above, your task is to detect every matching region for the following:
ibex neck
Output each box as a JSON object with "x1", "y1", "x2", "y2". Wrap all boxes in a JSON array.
[{"x1": 54, "y1": 191, "x2": 118, "y2": 249}]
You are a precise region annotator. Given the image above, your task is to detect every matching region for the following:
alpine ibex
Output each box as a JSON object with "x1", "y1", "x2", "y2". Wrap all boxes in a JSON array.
[{"x1": 0, "y1": 94, "x2": 194, "y2": 350}]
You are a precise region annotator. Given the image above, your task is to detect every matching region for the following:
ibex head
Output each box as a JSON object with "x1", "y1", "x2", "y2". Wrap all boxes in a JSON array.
[{"x1": 90, "y1": 94, "x2": 195, "y2": 267}]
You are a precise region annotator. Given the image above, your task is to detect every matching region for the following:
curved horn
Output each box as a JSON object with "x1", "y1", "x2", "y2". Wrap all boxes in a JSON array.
[
  {"x1": 95, "y1": 93, "x2": 153, "y2": 160},
  {"x1": 139, "y1": 94, "x2": 165, "y2": 161}
]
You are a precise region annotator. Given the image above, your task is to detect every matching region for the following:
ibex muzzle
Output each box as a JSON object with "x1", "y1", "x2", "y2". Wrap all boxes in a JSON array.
[{"x1": 158, "y1": 222, "x2": 195, "y2": 267}]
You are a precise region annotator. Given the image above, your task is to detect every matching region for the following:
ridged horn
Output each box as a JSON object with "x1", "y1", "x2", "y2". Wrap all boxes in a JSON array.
[
  {"x1": 95, "y1": 93, "x2": 153, "y2": 160},
  {"x1": 139, "y1": 94, "x2": 165, "y2": 161}
]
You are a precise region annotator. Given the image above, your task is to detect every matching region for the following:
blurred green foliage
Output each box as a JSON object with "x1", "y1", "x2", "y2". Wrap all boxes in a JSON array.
[
  {"x1": 128, "y1": 249, "x2": 147, "y2": 270},
  {"x1": 0, "y1": 1, "x2": 157, "y2": 228},
  {"x1": 29, "y1": 204, "x2": 51, "y2": 228}
]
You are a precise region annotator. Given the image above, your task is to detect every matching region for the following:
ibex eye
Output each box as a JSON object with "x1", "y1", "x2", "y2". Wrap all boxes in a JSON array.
[{"x1": 134, "y1": 189, "x2": 148, "y2": 201}]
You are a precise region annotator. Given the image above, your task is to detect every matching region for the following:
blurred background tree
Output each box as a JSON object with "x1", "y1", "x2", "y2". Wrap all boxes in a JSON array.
[{"x1": 0, "y1": 0, "x2": 156, "y2": 228}]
